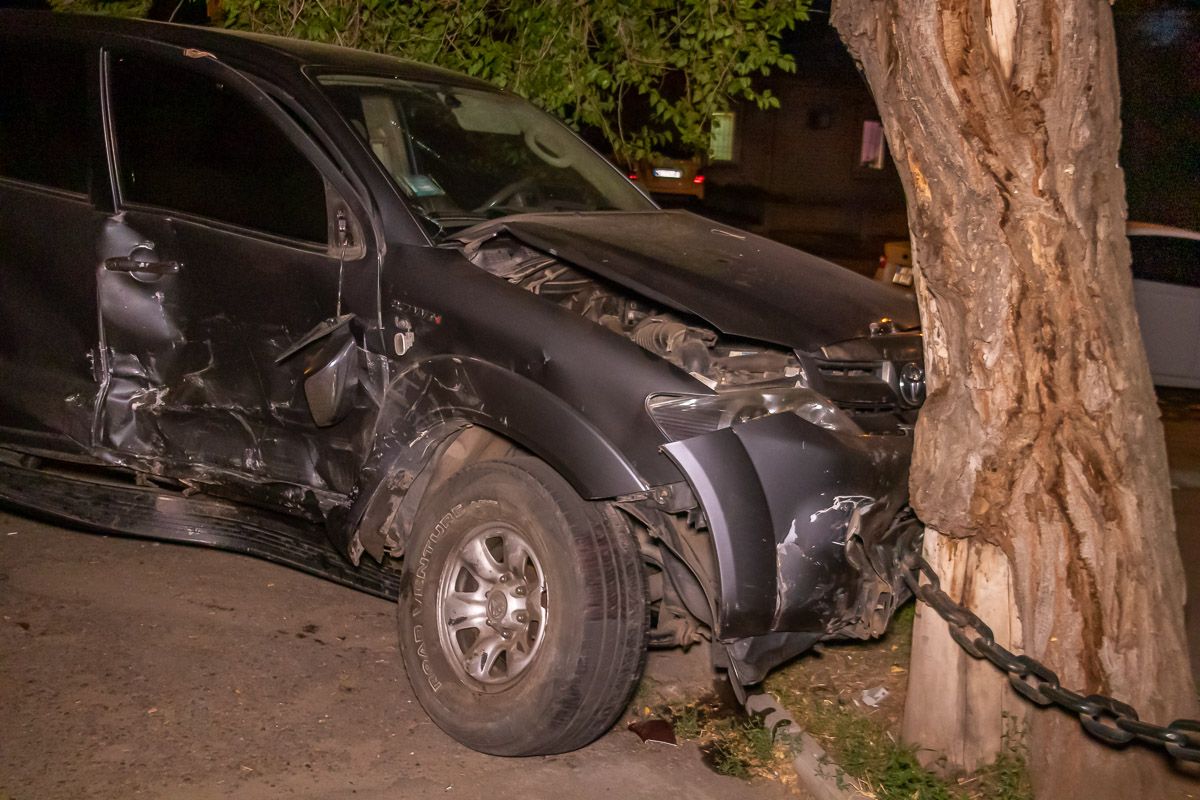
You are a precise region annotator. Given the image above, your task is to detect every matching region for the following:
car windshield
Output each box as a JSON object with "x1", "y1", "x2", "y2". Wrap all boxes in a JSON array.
[{"x1": 318, "y1": 75, "x2": 654, "y2": 239}]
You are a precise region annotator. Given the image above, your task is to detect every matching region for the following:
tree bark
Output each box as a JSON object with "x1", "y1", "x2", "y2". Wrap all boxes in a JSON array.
[
  {"x1": 903, "y1": 533, "x2": 1026, "y2": 772},
  {"x1": 830, "y1": 1, "x2": 1197, "y2": 797}
]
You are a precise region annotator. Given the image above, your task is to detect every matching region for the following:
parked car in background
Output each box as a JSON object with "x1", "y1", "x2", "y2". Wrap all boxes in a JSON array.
[
  {"x1": 629, "y1": 154, "x2": 706, "y2": 200},
  {"x1": 1128, "y1": 222, "x2": 1200, "y2": 390},
  {"x1": 874, "y1": 225, "x2": 1200, "y2": 389},
  {"x1": 0, "y1": 11, "x2": 926, "y2": 757},
  {"x1": 874, "y1": 240, "x2": 914, "y2": 287}
]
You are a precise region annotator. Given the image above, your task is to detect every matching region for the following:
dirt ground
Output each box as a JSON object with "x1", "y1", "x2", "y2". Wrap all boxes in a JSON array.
[{"x1": 0, "y1": 514, "x2": 800, "y2": 800}]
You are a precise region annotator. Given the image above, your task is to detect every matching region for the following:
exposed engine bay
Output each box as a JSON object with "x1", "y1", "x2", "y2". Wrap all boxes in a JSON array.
[{"x1": 463, "y1": 235, "x2": 804, "y2": 389}]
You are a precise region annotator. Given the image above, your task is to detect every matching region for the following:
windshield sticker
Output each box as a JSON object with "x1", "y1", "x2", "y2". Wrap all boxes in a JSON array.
[{"x1": 399, "y1": 174, "x2": 446, "y2": 198}]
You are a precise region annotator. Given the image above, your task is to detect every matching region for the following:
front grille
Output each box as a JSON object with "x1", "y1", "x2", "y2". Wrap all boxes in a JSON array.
[
  {"x1": 802, "y1": 355, "x2": 920, "y2": 433},
  {"x1": 816, "y1": 362, "x2": 879, "y2": 380},
  {"x1": 836, "y1": 400, "x2": 900, "y2": 415},
  {"x1": 814, "y1": 359, "x2": 898, "y2": 413}
]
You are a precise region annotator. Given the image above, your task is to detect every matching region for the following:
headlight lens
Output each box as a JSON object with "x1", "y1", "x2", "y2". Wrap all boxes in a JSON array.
[{"x1": 645, "y1": 387, "x2": 862, "y2": 442}]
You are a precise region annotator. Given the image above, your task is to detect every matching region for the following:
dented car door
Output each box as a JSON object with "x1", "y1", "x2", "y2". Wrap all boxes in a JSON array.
[
  {"x1": 0, "y1": 35, "x2": 105, "y2": 452},
  {"x1": 94, "y1": 46, "x2": 373, "y2": 496}
]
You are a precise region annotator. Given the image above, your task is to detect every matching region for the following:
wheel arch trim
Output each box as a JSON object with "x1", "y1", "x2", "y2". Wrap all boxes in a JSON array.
[{"x1": 336, "y1": 356, "x2": 651, "y2": 561}]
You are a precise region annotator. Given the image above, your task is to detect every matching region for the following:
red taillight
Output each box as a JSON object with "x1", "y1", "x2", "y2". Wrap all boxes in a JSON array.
[
  {"x1": 628, "y1": 173, "x2": 638, "y2": 181},
  {"x1": 693, "y1": 174, "x2": 705, "y2": 185}
]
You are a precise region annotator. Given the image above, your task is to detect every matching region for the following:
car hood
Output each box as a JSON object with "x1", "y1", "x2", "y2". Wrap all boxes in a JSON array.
[{"x1": 462, "y1": 210, "x2": 919, "y2": 352}]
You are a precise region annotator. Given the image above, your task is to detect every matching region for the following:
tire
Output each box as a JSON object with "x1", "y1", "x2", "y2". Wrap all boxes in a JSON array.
[{"x1": 397, "y1": 457, "x2": 648, "y2": 756}]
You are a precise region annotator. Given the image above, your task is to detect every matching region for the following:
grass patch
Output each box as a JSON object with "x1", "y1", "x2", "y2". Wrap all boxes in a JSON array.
[
  {"x1": 772, "y1": 682, "x2": 1030, "y2": 799},
  {"x1": 631, "y1": 601, "x2": 1033, "y2": 798},
  {"x1": 701, "y1": 718, "x2": 777, "y2": 779},
  {"x1": 641, "y1": 696, "x2": 791, "y2": 782},
  {"x1": 766, "y1": 601, "x2": 1032, "y2": 800},
  {"x1": 775, "y1": 677, "x2": 954, "y2": 799},
  {"x1": 970, "y1": 737, "x2": 1033, "y2": 800}
]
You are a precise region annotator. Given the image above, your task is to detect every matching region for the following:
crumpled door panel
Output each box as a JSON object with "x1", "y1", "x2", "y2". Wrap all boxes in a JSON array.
[
  {"x1": 0, "y1": 186, "x2": 108, "y2": 450},
  {"x1": 93, "y1": 211, "x2": 364, "y2": 494}
]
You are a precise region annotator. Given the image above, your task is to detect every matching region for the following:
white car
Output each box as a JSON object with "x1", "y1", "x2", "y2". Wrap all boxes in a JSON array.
[
  {"x1": 1129, "y1": 223, "x2": 1200, "y2": 389},
  {"x1": 877, "y1": 223, "x2": 1200, "y2": 389}
]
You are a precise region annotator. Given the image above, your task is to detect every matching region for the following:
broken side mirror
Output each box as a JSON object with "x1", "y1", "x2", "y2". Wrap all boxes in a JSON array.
[
  {"x1": 276, "y1": 314, "x2": 362, "y2": 427},
  {"x1": 303, "y1": 332, "x2": 359, "y2": 427}
]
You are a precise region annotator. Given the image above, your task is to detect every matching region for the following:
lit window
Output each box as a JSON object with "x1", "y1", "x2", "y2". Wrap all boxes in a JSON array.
[
  {"x1": 710, "y1": 112, "x2": 735, "y2": 162},
  {"x1": 860, "y1": 120, "x2": 886, "y2": 169}
]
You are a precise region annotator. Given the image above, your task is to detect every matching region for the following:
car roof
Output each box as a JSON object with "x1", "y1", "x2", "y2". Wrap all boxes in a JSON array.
[
  {"x1": 1127, "y1": 221, "x2": 1200, "y2": 242},
  {"x1": 0, "y1": 10, "x2": 499, "y2": 91}
]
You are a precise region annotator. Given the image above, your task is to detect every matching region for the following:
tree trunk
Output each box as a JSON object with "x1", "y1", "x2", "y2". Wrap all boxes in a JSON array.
[
  {"x1": 830, "y1": 1, "x2": 1197, "y2": 797},
  {"x1": 903, "y1": 533, "x2": 1026, "y2": 773}
]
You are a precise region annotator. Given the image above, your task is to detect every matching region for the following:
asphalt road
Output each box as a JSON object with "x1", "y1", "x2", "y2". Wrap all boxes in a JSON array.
[{"x1": 0, "y1": 514, "x2": 798, "y2": 800}]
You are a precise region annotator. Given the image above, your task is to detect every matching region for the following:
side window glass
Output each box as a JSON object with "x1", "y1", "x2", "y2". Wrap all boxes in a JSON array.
[
  {"x1": 1130, "y1": 237, "x2": 1200, "y2": 289},
  {"x1": 0, "y1": 39, "x2": 90, "y2": 193},
  {"x1": 109, "y1": 52, "x2": 327, "y2": 243}
]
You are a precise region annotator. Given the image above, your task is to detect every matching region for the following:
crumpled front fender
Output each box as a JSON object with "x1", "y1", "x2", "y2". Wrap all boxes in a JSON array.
[{"x1": 662, "y1": 412, "x2": 915, "y2": 642}]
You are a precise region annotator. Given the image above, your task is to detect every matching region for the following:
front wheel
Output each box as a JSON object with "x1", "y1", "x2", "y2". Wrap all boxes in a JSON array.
[{"x1": 397, "y1": 457, "x2": 648, "y2": 755}]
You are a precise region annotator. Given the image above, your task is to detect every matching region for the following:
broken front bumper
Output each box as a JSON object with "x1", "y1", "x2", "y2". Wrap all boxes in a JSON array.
[{"x1": 662, "y1": 412, "x2": 922, "y2": 683}]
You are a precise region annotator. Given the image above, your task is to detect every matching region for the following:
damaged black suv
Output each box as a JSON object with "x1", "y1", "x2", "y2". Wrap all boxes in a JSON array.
[{"x1": 0, "y1": 12, "x2": 926, "y2": 755}]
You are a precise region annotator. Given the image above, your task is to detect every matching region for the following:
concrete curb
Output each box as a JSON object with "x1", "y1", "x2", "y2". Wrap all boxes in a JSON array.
[{"x1": 745, "y1": 692, "x2": 871, "y2": 800}]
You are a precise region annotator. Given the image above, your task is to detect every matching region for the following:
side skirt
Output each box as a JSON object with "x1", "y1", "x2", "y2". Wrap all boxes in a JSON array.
[{"x1": 0, "y1": 459, "x2": 399, "y2": 600}]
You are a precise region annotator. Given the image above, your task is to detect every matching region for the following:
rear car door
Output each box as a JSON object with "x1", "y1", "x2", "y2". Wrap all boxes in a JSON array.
[
  {"x1": 97, "y1": 45, "x2": 375, "y2": 495},
  {"x1": 0, "y1": 35, "x2": 105, "y2": 453},
  {"x1": 1131, "y1": 235, "x2": 1200, "y2": 389}
]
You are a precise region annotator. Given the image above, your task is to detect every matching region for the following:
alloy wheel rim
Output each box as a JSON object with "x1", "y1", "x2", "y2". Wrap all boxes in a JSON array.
[{"x1": 436, "y1": 522, "x2": 549, "y2": 687}]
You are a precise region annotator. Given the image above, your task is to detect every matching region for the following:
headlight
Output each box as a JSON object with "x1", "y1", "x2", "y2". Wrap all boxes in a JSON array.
[{"x1": 645, "y1": 387, "x2": 862, "y2": 442}]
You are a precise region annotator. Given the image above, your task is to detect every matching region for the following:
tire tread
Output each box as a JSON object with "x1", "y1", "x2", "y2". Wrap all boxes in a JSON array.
[{"x1": 505, "y1": 458, "x2": 648, "y2": 753}]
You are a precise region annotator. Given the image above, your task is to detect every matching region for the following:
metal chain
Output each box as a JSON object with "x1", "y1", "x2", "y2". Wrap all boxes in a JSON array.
[{"x1": 901, "y1": 551, "x2": 1200, "y2": 762}]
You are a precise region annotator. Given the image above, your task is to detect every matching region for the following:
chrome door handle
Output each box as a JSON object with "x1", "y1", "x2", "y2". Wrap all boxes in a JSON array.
[{"x1": 103, "y1": 256, "x2": 182, "y2": 275}]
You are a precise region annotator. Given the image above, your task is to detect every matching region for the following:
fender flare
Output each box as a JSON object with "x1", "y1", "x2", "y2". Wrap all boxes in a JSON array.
[{"x1": 334, "y1": 356, "x2": 650, "y2": 561}]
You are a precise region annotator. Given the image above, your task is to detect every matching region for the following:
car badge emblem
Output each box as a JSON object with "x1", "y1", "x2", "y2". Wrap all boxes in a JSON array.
[{"x1": 899, "y1": 362, "x2": 926, "y2": 407}]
